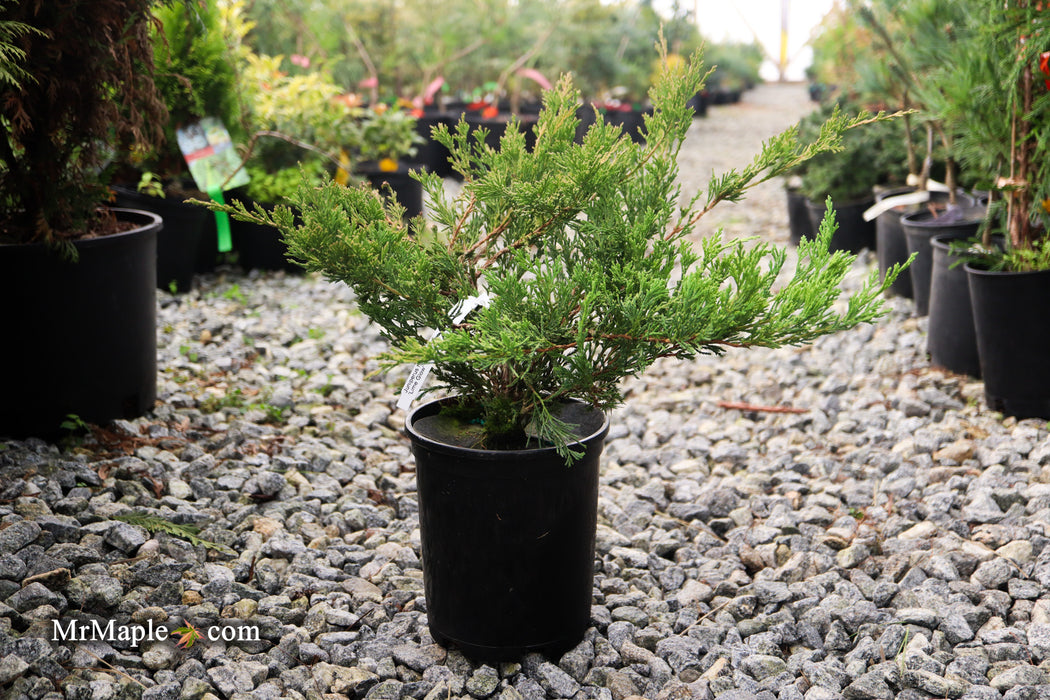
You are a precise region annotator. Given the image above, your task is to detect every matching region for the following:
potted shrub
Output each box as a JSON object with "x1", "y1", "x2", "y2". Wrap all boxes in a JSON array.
[
  {"x1": 0, "y1": 0, "x2": 166, "y2": 437},
  {"x1": 949, "y1": 0, "x2": 1050, "y2": 416},
  {"x1": 204, "y1": 47, "x2": 907, "y2": 660}
]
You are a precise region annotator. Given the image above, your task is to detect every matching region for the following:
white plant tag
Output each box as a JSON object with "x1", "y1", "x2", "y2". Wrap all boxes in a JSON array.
[
  {"x1": 396, "y1": 293, "x2": 491, "y2": 410},
  {"x1": 862, "y1": 190, "x2": 931, "y2": 221}
]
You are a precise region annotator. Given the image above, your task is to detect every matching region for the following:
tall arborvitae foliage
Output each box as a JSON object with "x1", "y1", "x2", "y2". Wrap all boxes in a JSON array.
[
  {"x1": 0, "y1": 0, "x2": 167, "y2": 245},
  {"x1": 210, "y1": 47, "x2": 908, "y2": 460},
  {"x1": 949, "y1": 0, "x2": 1050, "y2": 256}
]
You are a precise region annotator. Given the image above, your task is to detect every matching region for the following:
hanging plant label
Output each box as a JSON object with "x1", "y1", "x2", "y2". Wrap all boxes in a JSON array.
[
  {"x1": 176, "y1": 117, "x2": 250, "y2": 252},
  {"x1": 862, "y1": 190, "x2": 930, "y2": 221},
  {"x1": 397, "y1": 293, "x2": 491, "y2": 410}
]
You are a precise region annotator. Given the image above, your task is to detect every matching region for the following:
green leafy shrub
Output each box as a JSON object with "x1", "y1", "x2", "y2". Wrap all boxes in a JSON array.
[{"x1": 206, "y1": 48, "x2": 907, "y2": 460}]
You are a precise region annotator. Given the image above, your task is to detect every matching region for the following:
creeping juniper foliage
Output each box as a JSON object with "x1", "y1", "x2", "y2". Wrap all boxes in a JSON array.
[{"x1": 209, "y1": 45, "x2": 907, "y2": 460}]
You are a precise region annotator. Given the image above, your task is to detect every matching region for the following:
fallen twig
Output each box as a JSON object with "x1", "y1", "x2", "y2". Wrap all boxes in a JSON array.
[{"x1": 716, "y1": 400, "x2": 808, "y2": 414}]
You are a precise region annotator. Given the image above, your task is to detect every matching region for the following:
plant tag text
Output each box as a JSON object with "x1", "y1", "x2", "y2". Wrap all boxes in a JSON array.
[{"x1": 397, "y1": 294, "x2": 491, "y2": 410}]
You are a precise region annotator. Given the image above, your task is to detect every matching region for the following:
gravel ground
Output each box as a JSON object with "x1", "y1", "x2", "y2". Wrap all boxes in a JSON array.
[{"x1": 3, "y1": 82, "x2": 1050, "y2": 700}]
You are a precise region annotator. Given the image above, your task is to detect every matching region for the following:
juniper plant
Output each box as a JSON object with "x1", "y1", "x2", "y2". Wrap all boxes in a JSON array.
[{"x1": 207, "y1": 46, "x2": 908, "y2": 460}]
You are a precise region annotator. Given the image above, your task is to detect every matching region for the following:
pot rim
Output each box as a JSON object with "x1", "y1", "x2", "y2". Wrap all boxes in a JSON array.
[
  {"x1": 405, "y1": 395, "x2": 610, "y2": 460},
  {"x1": 964, "y1": 261, "x2": 1050, "y2": 278},
  {"x1": 900, "y1": 205, "x2": 986, "y2": 228},
  {"x1": 0, "y1": 206, "x2": 162, "y2": 250}
]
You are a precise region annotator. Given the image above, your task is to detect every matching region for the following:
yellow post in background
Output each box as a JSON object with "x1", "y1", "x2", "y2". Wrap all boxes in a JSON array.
[{"x1": 780, "y1": 0, "x2": 790, "y2": 82}]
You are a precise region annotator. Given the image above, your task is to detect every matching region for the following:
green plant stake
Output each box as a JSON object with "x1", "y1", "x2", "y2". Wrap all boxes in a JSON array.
[{"x1": 206, "y1": 186, "x2": 233, "y2": 253}]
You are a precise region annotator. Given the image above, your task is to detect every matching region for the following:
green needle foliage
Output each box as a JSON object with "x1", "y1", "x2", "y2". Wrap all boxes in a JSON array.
[{"x1": 207, "y1": 44, "x2": 908, "y2": 460}]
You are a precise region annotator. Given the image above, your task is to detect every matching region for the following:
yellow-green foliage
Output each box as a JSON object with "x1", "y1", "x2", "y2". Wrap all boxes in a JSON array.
[{"x1": 207, "y1": 45, "x2": 908, "y2": 460}]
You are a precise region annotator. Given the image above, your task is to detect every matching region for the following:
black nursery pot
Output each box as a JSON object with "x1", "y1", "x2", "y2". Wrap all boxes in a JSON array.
[
  {"x1": 228, "y1": 194, "x2": 303, "y2": 273},
  {"x1": 902, "y1": 206, "x2": 984, "y2": 316},
  {"x1": 112, "y1": 185, "x2": 207, "y2": 292},
  {"x1": 464, "y1": 112, "x2": 539, "y2": 152},
  {"x1": 927, "y1": 233, "x2": 980, "y2": 378},
  {"x1": 359, "y1": 164, "x2": 425, "y2": 220},
  {"x1": 966, "y1": 264, "x2": 1050, "y2": 418},
  {"x1": 416, "y1": 112, "x2": 455, "y2": 178},
  {"x1": 873, "y1": 187, "x2": 915, "y2": 298},
  {"x1": 406, "y1": 397, "x2": 609, "y2": 662},
  {"x1": 0, "y1": 208, "x2": 160, "y2": 438},
  {"x1": 786, "y1": 187, "x2": 814, "y2": 247},
  {"x1": 805, "y1": 197, "x2": 876, "y2": 254}
]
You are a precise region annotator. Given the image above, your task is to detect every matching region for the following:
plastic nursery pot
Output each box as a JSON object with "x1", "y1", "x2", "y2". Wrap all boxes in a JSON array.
[
  {"x1": 415, "y1": 112, "x2": 455, "y2": 178},
  {"x1": 902, "y1": 206, "x2": 985, "y2": 316},
  {"x1": 112, "y1": 184, "x2": 207, "y2": 293},
  {"x1": 927, "y1": 233, "x2": 981, "y2": 378},
  {"x1": 873, "y1": 187, "x2": 916, "y2": 298},
  {"x1": 786, "y1": 187, "x2": 814, "y2": 247},
  {"x1": 228, "y1": 194, "x2": 303, "y2": 274},
  {"x1": 0, "y1": 208, "x2": 160, "y2": 438},
  {"x1": 804, "y1": 197, "x2": 876, "y2": 255},
  {"x1": 358, "y1": 163, "x2": 425, "y2": 221},
  {"x1": 463, "y1": 112, "x2": 539, "y2": 153},
  {"x1": 406, "y1": 397, "x2": 609, "y2": 662},
  {"x1": 874, "y1": 188, "x2": 978, "y2": 300},
  {"x1": 966, "y1": 263, "x2": 1050, "y2": 419}
]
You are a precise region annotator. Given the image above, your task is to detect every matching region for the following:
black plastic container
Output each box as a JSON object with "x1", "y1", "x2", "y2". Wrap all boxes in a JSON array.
[
  {"x1": 416, "y1": 111, "x2": 455, "y2": 178},
  {"x1": 966, "y1": 264, "x2": 1050, "y2": 418},
  {"x1": 928, "y1": 233, "x2": 980, "y2": 377},
  {"x1": 0, "y1": 209, "x2": 160, "y2": 437},
  {"x1": 805, "y1": 197, "x2": 876, "y2": 254},
  {"x1": 360, "y1": 164, "x2": 425, "y2": 220},
  {"x1": 786, "y1": 187, "x2": 814, "y2": 247},
  {"x1": 902, "y1": 206, "x2": 984, "y2": 316},
  {"x1": 112, "y1": 185, "x2": 207, "y2": 292},
  {"x1": 464, "y1": 112, "x2": 539, "y2": 152},
  {"x1": 406, "y1": 397, "x2": 609, "y2": 662},
  {"x1": 227, "y1": 194, "x2": 302, "y2": 273},
  {"x1": 873, "y1": 187, "x2": 915, "y2": 298}
]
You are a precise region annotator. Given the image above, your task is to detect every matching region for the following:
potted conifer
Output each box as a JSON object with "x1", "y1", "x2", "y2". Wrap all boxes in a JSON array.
[
  {"x1": 0, "y1": 0, "x2": 166, "y2": 437},
  {"x1": 949, "y1": 0, "x2": 1050, "y2": 416},
  {"x1": 204, "y1": 45, "x2": 907, "y2": 660}
]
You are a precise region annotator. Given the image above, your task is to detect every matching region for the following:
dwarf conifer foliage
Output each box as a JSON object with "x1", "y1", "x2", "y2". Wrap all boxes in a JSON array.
[{"x1": 213, "y1": 47, "x2": 907, "y2": 459}]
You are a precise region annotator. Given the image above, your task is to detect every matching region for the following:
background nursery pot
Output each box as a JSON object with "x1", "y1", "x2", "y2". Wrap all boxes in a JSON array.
[
  {"x1": 112, "y1": 185, "x2": 208, "y2": 292},
  {"x1": 0, "y1": 209, "x2": 161, "y2": 437},
  {"x1": 901, "y1": 206, "x2": 984, "y2": 316},
  {"x1": 927, "y1": 232, "x2": 981, "y2": 377},
  {"x1": 805, "y1": 197, "x2": 876, "y2": 254},
  {"x1": 966, "y1": 264, "x2": 1050, "y2": 418},
  {"x1": 407, "y1": 397, "x2": 608, "y2": 661}
]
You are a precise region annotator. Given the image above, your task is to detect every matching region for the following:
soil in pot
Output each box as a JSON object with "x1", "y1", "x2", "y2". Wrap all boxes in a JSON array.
[
  {"x1": 966, "y1": 264, "x2": 1050, "y2": 418},
  {"x1": 902, "y1": 205, "x2": 985, "y2": 316},
  {"x1": 805, "y1": 197, "x2": 876, "y2": 254},
  {"x1": 927, "y1": 233, "x2": 981, "y2": 377},
  {"x1": 407, "y1": 398, "x2": 609, "y2": 661},
  {"x1": 0, "y1": 208, "x2": 160, "y2": 438}
]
